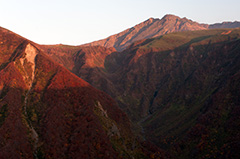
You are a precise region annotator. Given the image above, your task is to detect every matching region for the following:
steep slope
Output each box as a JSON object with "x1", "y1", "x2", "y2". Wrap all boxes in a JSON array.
[
  {"x1": 41, "y1": 27, "x2": 240, "y2": 158},
  {"x1": 3, "y1": 16, "x2": 239, "y2": 158},
  {"x1": 104, "y1": 28, "x2": 240, "y2": 158},
  {"x1": 0, "y1": 27, "x2": 157, "y2": 158},
  {"x1": 83, "y1": 14, "x2": 209, "y2": 51},
  {"x1": 82, "y1": 14, "x2": 240, "y2": 51},
  {"x1": 39, "y1": 45, "x2": 118, "y2": 96},
  {"x1": 39, "y1": 44, "x2": 116, "y2": 70}
]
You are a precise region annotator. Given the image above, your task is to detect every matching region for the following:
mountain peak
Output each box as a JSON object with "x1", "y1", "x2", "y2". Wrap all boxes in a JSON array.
[
  {"x1": 83, "y1": 15, "x2": 240, "y2": 51},
  {"x1": 161, "y1": 14, "x2": 180, "y2": 20},
  {"x1": 148, "y1": 17, "x2": 155, "y2": 23}
]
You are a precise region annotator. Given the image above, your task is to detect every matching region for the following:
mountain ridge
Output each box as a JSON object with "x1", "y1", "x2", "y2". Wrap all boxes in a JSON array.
[
  {"x1": 82, "y1": 14, "x2": 240, "y2": 51},
  {"x1": 43, "y1": 28, "x2": 240, "y2": 158},
  {"x1": 0, "y1": 26, "x2": 155, "y2": 158},
  {"x1": 100, "y1": 28, "x2": 240, "y2": 158},
  {"x1": 1, "y1": 15, "x2": 240, "y2": 158}
]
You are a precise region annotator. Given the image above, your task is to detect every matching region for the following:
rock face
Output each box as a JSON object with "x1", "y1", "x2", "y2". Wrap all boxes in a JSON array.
[
  {"x1": 18, "y1": 43, "x2": 38, "y2": 88},
  {"x1": 82, "y1": 14, "x2": 240, "y2": 51},
  {"x1": 0, "y1": 27, "x2": 154, "y2": 159}
]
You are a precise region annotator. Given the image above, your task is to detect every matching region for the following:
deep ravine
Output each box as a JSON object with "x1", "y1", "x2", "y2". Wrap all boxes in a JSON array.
[
  {"x1": 21, "y1": 43, "x2": 39, "y2": 159},
  {"x1": 24, "y1": 83, "x2": 39, "y2": 159}
]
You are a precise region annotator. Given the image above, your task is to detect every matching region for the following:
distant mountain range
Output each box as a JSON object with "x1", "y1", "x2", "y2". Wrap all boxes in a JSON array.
[
  {"x1": 83, "y1": 14, "x2": 240, "y2": 51},
  {"x1": 1, "y1": 14, "x2": 240, "y2": 158}
]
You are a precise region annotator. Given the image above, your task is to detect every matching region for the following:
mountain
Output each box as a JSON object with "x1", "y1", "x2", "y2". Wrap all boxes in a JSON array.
[
  {"x1": 41, "y1": 15, "x2": 240, "y2": 97},
  {"x1": 0, "y1": 27, "x2": 159, "y2": 158},
  {"x1": 39, "y1": 45, "x2": 118, "y2": 97},
  {"x1": 1, "y1": 14, "x2": 240, "y2": 159},
  {"x1": 209, "y1": 21, "x2": 240, "y2": 29},
  {"x1": 43, "y1": 28, "x2": 240, "y2": 158},
  {"x1": 83, "y1": 14, "x2": 208, "y2": 51},
  {"x1": 39, "y1": 45, "x2": 116, "y2": 70},
  {"x1": 101, "y1": 28, "x2": 240, "y2": 158},
  {"x1": 82, "y1": 14, "x2": 240, "y2": 51}
]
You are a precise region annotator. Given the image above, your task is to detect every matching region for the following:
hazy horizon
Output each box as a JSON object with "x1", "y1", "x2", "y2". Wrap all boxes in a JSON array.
[{"x1": 0, "y1": 0, "x2": 239, "y2": 45}]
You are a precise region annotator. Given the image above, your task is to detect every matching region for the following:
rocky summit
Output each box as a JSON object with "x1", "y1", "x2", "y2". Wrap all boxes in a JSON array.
[{"x1": 83, "y1": 14, "x2": 240, "y2": 51}]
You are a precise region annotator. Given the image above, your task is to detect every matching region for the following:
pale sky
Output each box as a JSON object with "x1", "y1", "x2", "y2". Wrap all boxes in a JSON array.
[{"x1": 0, "y1": 0, "x2": 239, "y2": 45}]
